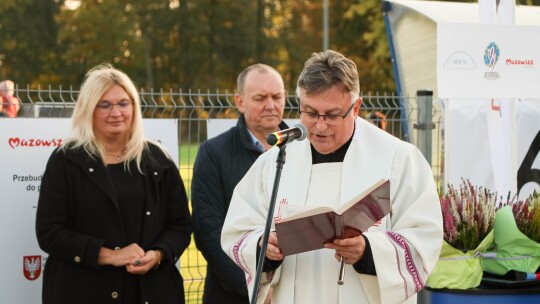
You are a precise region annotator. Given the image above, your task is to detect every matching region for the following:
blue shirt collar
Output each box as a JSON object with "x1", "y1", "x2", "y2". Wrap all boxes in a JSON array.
[{"x1": 246, "y1": 128, "x2": 265, "y2": 153}]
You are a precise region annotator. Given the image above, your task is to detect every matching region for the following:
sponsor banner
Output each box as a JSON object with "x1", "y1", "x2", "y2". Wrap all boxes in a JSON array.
[
  {"x1": 438, "y1": 23, "x2": 540, "y2": 99},
  {"x1": 0, "y1": 118, "x2": 178, "y2": 303}
]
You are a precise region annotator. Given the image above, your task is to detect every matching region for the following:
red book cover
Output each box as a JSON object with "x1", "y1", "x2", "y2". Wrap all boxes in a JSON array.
[{"x1": 275, "y1": 179, "x2": 390, "y2": 256}]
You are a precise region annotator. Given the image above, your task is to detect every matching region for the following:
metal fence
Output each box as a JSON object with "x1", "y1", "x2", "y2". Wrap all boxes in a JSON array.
[{"x1": 12, "y1": 87, "x2": 443, "y2": 303}]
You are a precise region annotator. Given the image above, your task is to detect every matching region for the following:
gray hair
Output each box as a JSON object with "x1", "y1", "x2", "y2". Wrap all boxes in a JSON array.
[{"x1": 296, "y1": 50, "x2": 360, "y2": 103}]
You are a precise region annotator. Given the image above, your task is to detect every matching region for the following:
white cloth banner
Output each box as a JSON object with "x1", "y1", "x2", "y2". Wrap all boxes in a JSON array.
[
  {"x1": 478, "y1": 0, "x2": 497, "y2": 24},
  {"x1": 486, "y1": 98, "x2": 516, "y2": 196},
  {"x1": 496, "y1": 0, "x2": 516, "y2": 24},
  {"x1": 516, "y1": 100, "x2": 540, "y2": 200},
  {"x1": 444, "y1": 99, "x2": 539, "y2": 200},
  {"x1": 439, "y1": 23, "x2": 540, "y2": 199},
  {"x1": 0, "y1": 118, "x2": 178, "y2": 303}
]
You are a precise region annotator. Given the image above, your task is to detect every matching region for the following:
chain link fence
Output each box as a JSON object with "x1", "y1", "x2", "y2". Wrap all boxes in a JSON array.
[{"x1": 12, "y1": 86, "x2": 443, "y2": 303}]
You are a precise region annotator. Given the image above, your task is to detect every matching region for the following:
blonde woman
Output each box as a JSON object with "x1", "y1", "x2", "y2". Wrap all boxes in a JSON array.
[{"x1": 36, "y1": 64, "x2": 192, "y2": 304}]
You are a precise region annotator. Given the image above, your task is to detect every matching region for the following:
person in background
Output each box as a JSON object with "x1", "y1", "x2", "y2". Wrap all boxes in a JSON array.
[
  {"x1": 221, "y1": 50, "x2": 443, "y2": 304},
  {"x1": 191, "y1": 63, "x2": 288, "y2": 303},
  {"x1": 0, "y1": 80, "x2": 21, "y2": 117},
  {"x1": 369, "y1": 111, "x2": 387, "y2": 130},
  {"x1": 35, "y1": 64, "x2": 193, "y2": 304}
]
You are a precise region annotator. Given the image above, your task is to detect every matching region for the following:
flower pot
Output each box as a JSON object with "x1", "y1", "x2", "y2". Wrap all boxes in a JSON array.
[
  {"x1": 482, "y1": 206, "x2": 540, "y2": 275},
  {"x1": 427, "y1": 231, "x2": 493, "y2": 289}
]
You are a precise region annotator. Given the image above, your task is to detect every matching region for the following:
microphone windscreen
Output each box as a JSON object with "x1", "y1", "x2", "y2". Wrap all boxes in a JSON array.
[
  {"x1": 266, "y1": 133, "x2": 279, "y2": 145},
  {"x1": 294, "y1": 124, "x2": 308, "y2": 141}
]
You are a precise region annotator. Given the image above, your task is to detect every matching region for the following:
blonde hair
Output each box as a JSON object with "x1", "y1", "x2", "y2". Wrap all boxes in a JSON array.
[{"x1": 63, "y1": 64, "x2": 151, "y2": 172}]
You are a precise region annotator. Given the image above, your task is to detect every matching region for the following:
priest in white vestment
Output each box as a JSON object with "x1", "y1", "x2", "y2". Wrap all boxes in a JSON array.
[{"x1": 221, "y1": 50, "x2": 443, "y2": 304}]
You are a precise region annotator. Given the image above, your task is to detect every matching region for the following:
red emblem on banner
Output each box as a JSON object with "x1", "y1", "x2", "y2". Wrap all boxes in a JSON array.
[{"x1": 23, "y1": 255, "x2": 42, "y2": 281}]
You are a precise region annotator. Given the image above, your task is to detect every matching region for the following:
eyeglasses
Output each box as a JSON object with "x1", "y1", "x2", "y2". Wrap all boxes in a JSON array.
[
  {"x1": 299, "y1": 103, "x2": 355, "y2": 126},
  {"x1": 95, "y1": 99, "x2": 133, "y2": 113}
]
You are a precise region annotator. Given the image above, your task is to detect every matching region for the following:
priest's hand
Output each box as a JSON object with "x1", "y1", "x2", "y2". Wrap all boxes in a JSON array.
[
  {"x1": 259, "y1": 232, "x2": 284, "y2": 261},
  {"x1": 324, "y1": 235, "x2": 365, "y2": 264}
]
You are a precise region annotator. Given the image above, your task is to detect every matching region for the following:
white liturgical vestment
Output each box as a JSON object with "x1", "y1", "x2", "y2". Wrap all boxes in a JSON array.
[{"x1": 221, "y1": 117, "x2": 443, "y2": 304}]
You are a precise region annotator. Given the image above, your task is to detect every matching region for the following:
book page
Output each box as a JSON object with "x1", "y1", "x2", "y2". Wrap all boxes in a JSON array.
[
  {"x1": 336, "y1": 179, "x2": 389, "y2": 214},
  {"x1": 279, "y1": 206, "x2": 335, "y2": 222},
  {"x1": 275, "y1": 179, "x2": 391, "y2": 256},
  {"x1": 341, "y1": 180, "x2": 391, "y2": 232},
  {"x1": 280, "y1": 179, "x2": 388, "y2": 222}
]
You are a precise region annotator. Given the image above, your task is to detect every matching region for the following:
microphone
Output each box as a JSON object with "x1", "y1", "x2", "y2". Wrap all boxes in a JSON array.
[{"x1": 266, "y1": 124, "x2": 308, "y2": 146}]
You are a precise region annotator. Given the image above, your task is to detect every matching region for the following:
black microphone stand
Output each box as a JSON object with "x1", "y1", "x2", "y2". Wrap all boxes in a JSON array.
[{"x1": 250, "y1": 143, "x2": 287, "y2": 304}]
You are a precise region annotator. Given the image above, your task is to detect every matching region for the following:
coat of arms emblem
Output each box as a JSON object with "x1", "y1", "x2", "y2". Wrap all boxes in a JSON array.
[{"x1": 23, "y1": 255, "x2": 42, "y2": 281}]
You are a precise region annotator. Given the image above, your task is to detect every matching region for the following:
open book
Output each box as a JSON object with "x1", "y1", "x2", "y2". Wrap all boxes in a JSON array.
[{"x1": 275, "y1": 179, "x2": 391, "y2": 256}]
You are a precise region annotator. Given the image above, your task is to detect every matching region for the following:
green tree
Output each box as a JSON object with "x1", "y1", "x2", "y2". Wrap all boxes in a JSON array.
[
  {"x1": 56, "y1": 0, "x2": 146, "y2": 86},
  {"x1": 341, "y1": 0, "x2": 395, "y2": 93},
  {"x1": 0, "y1": 0, "x2": 61, "y2": 86}
]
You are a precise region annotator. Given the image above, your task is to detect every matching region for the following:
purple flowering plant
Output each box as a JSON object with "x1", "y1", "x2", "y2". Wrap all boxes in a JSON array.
[
  {"x1": 440, "y1": 179, "x2": 504, "y2": 251},
  {"x1": 512, "y1": 191, "x2": 540, "y2": 243}
]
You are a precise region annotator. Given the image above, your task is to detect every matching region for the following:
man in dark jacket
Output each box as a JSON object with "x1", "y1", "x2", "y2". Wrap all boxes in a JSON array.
[{"x1": 192, "y1": 64, "x2": 288, "y2": 303}]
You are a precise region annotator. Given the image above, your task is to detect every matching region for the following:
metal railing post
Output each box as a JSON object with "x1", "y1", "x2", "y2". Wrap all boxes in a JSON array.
[{"x1": 414, "y1": 90, "x2": 435, "y2": 166}]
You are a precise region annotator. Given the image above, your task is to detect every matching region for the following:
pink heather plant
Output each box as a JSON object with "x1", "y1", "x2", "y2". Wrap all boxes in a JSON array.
[
  {"x1": 512, "y1": 192, "x2": 540, "y2": 243},
  {"x1": 441, "y1": 179, "x2": 505, "y2": 250}
]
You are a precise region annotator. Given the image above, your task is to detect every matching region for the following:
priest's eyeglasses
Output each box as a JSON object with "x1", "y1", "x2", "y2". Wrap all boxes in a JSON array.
[
  {"x1": 96, "y1": 99, "x2": 133, "y2": 113},
  {"x1": 299, "y1": 103, "x2": 355, "y2": 126}
]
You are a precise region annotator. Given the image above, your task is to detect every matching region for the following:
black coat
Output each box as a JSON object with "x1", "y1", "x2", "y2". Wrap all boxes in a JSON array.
[
  {"x1": 191, "y1": 115, "x2": 288, "y2": 303},
  {"x1": 36, "y1": 143, "x2": 193, "y2": 304}
]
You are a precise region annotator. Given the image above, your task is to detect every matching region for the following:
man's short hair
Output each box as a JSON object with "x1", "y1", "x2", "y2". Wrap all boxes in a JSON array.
[
  {"x1": 236, "y1": 63, "x2": 282, "y2": 94},
  {"x1": 296, "y1": 50, "x2": 360, "y2": 102}
]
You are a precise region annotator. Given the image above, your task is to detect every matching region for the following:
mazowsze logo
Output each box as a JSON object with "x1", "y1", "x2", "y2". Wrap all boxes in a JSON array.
[
  {"x1": 8, "y1": 137, "x2": 62, "y2": 149},
  {"x1": 506, "y1": 58, "x2": 534, "y2": 68},
  {"x1": 23, "y1": 255, "x2": 42, "y2": 281},
  {"x1": 484, "y1": 42, "x2": 500, "y2": 80}
]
